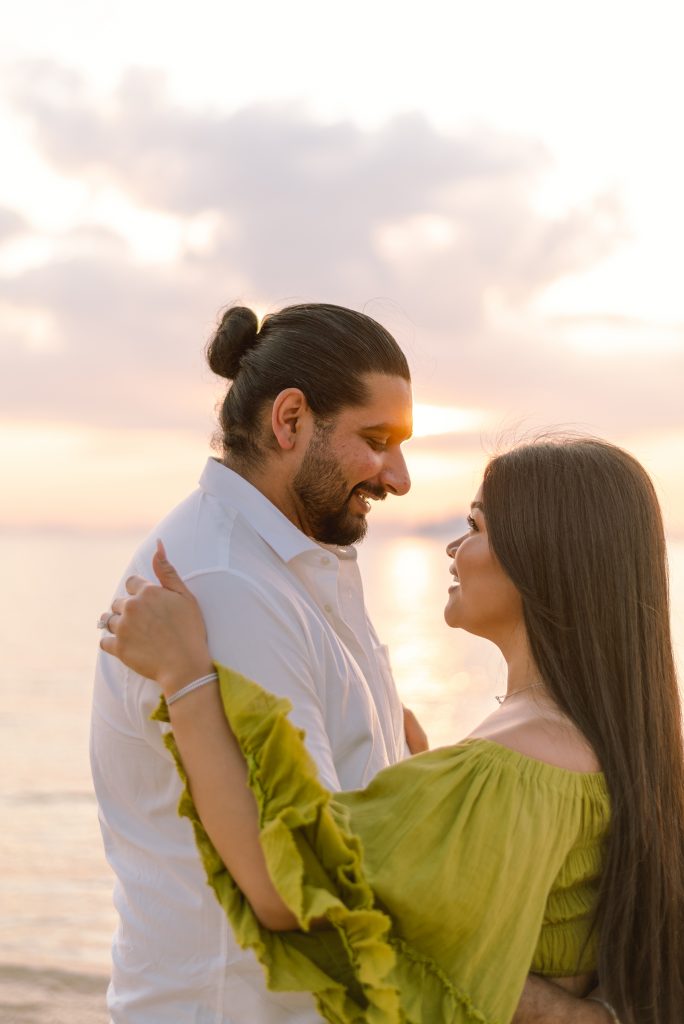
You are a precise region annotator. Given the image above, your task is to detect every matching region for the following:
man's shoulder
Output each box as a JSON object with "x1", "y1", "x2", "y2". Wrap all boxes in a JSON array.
[
  {"x1": 129, "y1": 488, "x2": 281, "y2": 581},
  {"x1": 126, "y1": 495, "x2": 313, "y2": 630}
]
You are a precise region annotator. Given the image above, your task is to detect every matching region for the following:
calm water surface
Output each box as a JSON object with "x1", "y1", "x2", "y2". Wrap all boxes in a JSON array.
[{"x1": 2, "y1": 528, "x2": 684, "y2": 989}]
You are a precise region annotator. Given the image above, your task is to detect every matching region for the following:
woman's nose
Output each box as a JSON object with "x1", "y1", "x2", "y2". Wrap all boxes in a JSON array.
[{"x1": 446, "y1": 536, "x2": 463, "y2": 558}]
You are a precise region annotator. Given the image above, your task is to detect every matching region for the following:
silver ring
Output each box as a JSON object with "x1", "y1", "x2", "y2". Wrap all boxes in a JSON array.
[{"x1": 97, "y1": 612, "x2": 115, "y2": 631}]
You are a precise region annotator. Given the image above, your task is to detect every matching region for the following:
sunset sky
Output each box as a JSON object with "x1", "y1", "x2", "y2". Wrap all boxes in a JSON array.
[{"x1": 2, "y1": 1, "x2": 683, "y2": 533}]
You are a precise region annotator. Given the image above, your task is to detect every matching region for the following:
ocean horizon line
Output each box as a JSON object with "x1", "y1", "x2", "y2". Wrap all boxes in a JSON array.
[{"x1": 3, "y1": 519, "x2": 684, "y2": 543}]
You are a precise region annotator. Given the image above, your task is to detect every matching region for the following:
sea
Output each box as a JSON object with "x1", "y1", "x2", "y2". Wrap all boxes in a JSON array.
[{"x1": 2, "y1": 527, "x2": 684, "y2": 1023}]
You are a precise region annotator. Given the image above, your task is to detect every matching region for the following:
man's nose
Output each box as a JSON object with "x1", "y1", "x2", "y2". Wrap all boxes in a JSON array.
[{"x1": 380, "y1": 449, "x2": 411, "y2": 496}]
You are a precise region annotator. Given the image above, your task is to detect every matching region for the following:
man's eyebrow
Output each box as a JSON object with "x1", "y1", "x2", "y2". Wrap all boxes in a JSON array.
[
  {"x1": 362, "y1": 421, "x2": 413, "y2": 440},
  {"x1": 470, "y1": 501, "x2": 485, "y2": 511}
]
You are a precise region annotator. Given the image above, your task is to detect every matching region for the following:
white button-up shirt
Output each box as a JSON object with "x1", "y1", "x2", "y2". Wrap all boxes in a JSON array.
[{"x1": 91, "y1": 459, "x2": 408, "y2": 1023}]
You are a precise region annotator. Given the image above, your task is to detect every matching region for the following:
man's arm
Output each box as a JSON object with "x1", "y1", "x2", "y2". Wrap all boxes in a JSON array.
[
  {"x1": 403, "y1": 705, "x2": 429, "y2": 753},
  {"x1": 514, "y1": 977, "x2": 613, "y2": 1024}
]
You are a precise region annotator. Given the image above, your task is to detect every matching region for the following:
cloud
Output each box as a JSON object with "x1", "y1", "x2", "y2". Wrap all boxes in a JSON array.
[
  {"x1": 0, "y1": 206, "x2": 28, "y2": 242},
  {"x1": 10, "y1": 64, "x2": 619, "y2": 309},
  {"x1": 3, "y1": 60, "x2": 681, "y2": 443},
  {"x1": 0, "y1": 249, "x2": 223, "y2": 428}
]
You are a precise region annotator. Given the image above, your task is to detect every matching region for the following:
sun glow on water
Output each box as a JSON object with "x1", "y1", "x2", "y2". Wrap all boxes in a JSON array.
[{"x1": 387, "y1": 539, "x2": 434, "y2": 597}]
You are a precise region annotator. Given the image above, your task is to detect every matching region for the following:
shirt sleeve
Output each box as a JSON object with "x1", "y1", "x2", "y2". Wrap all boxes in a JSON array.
[{"x1": 186, "y1": 569, "x2": 342, "y2": 791}]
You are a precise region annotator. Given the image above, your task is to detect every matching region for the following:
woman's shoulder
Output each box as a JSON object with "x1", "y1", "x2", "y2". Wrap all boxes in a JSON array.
[
  {"x1": 466, "y1": 699, "x2": 602, "y2": 773},
  {"x1": 473, "y1": 721, "x2": 601, "y2": 773}
]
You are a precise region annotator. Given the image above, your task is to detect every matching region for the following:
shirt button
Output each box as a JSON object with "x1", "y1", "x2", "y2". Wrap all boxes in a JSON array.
[
  {"x1": 323, "y1": 603, "x2": 333, "y2": 614},
  {"x1": 320, "y1": 556, "x2": 331, "y2": 566}
]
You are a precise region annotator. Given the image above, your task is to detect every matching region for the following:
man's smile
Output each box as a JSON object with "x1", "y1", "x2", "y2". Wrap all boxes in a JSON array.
[{"x1": 349, "y1": 485, "x2": 387, "y2": 514}]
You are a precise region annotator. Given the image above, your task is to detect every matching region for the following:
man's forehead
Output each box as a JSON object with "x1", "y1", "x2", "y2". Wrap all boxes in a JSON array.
[{"x1": 329, "y1": 373, "x2": 412, "y2": 436}]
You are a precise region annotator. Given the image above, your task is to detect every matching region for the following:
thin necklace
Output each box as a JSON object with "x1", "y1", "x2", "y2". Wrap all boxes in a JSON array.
[{"x1": 495, "y1": 683, "x2": 543, "y2": 705}]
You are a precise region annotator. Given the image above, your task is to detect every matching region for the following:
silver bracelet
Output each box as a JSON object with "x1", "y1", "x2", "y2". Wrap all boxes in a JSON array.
[
  {"x1": 586, "y1": 996, "x2": 621, "y2": 1024},
  {"x1": 166, "y1": 672, "x2": 219, "y2": 706}
]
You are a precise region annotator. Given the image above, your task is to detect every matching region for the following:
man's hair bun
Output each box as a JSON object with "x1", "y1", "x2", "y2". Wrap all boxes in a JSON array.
[{"x1": 206, "y1": 306, "x2": 260, "y2": 380}]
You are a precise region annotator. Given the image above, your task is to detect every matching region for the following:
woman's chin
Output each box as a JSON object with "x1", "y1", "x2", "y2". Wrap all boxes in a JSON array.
[{"x1": 444, "y1": 592, "x2": 462, "y2": 629}]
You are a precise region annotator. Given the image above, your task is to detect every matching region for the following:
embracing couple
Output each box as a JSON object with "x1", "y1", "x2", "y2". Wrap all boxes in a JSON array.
[{"x1": 92, "y1": 303, "x2": 684, "y2": 1024}]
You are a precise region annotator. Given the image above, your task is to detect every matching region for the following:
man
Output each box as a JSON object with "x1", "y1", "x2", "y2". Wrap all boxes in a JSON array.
[
  {"x1": 92, "y1": 302, "x2": 613, "y2": 1023},
  {"x1": 92, "y1": 302, "x2": 417, "y2": 1023}
]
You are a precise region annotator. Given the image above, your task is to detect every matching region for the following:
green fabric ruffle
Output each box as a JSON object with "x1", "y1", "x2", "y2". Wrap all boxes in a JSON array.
[{"x1": 153, "y1": 675, "x2": 405, "y2": 1023}]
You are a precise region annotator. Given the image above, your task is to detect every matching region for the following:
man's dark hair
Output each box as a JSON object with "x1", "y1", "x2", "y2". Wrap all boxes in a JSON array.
[{"x1": 206, "y1": 302, "x2": 410, "y2": 467}]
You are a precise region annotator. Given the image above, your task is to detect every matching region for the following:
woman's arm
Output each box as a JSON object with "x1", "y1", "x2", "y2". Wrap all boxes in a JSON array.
[
  {"x1": 167, "y1": 683, "x2": 298, "y2": 930},
  {"x1": 101, "y1": 542, "x2": 298, "y2": 930}
]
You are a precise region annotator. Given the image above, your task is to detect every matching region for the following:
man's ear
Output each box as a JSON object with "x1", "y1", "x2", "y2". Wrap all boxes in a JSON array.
[{"x1": 271, "y1": 389, "x2": 311, "y2": 450}]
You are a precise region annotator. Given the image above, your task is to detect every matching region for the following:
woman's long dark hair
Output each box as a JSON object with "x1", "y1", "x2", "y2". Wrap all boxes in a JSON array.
[{"x1": 482, "y1": 438, "x2": 684, "y2": 1024}]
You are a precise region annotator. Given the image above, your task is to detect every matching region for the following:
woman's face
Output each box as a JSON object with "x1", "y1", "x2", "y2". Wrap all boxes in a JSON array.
[{"x1": 444, "y1": 486, "x2": 524, "y2": 643}]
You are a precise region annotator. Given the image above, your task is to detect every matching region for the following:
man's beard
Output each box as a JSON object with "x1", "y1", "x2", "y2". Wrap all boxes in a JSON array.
[{"x1": 293, "y1": 426, "x2": 385, "y2": 545}]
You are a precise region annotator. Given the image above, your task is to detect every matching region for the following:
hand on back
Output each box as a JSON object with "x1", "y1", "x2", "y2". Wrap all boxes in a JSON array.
[{"x1": 100, "y1": 540, "x2": 213, "y2": 691}]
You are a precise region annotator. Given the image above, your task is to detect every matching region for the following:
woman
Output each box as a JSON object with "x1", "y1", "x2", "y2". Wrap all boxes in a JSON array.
[{"x1": 101, "y1": 438, "x2": 684, "y2": 1024}]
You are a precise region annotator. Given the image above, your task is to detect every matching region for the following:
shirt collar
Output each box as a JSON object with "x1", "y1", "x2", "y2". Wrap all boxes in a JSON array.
[{"x1": 198, "y1": 458, "x2": 357, "y2": 565}]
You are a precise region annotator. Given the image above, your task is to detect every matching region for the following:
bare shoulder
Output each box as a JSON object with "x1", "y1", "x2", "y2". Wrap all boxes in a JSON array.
[
  {"x1": 496, "y1": 719, "x2": 600, "y2": 773},
  {"x1": 469, "y1": 706, "x2": 601, "y2": 773}
]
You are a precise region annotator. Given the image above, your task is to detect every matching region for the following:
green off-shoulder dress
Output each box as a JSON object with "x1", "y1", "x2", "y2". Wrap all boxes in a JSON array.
[{"x1": 153, "y1": 665, "x2": 609, "y2": 1024}]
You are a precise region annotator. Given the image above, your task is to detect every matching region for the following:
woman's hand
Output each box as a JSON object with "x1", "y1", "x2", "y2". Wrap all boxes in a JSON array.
[{"x1": 100, "y1": 540, "x2": 214, "y2": 698}]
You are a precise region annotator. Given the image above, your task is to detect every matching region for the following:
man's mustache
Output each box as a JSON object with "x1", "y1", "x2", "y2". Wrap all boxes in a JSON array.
[{"x1": 353, "y1": 483, "x2": 387, "y2": 501}]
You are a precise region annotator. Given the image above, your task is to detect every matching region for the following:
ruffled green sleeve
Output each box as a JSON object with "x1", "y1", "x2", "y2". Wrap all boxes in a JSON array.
[{"x1": 153, "y1": 665, "x2": 609, "y2": 1024}]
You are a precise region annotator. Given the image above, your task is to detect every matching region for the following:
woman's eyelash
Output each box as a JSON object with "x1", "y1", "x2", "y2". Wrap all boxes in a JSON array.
[{"x1": 467, "y1": 514, "x2": 477, "y2": 531}]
